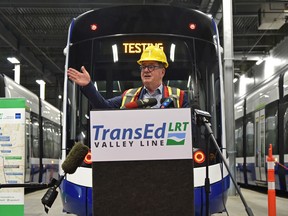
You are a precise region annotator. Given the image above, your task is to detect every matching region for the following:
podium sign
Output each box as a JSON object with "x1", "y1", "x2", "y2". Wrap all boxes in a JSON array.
[
  {"x1": 91, "y1": 108, "x2": 192, "y2": 161},
  {"x1": 91, "y1": 108, "x2": 194, "y2": 216}
]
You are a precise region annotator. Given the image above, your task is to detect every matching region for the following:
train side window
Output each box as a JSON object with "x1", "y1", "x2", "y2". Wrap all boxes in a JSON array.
[
  {"x1": 41, "y1": 114, "x2": 61, "y2": 159},
  {"x1": 284, "y1": 107, "x2": 288, "y2": 153},
  {"x1": 235, "y1": 118, "x2": 243, "y2": 157},
  {"x1": 78, "y1": 91, "x2": 89, "y2": 146},
  {"x1": 265, "y1": 101, "x2": 278, "y2": 154},
  {"x1": 245, "y1": 116, "x2": 254, "y2": 157},
  {"x1": 42, "y1": 119, "x2": 51, "y2": 158},
  {"x1": 31, "y1": 114, "x2": 40, "y2": 158}
]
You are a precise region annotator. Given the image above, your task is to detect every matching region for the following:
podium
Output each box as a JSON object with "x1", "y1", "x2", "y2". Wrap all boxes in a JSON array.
[{"x1": 90, "y1": 108, "x2": 194, "y2": 216}]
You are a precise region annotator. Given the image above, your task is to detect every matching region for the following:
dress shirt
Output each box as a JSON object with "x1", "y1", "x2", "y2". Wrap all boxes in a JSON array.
[{"x1": 142, "y1": 84, "x2": 163, "y2": 108}]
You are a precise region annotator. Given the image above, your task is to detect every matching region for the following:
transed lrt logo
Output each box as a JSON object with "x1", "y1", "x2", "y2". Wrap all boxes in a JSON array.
[
  {"x1": 167, "y1": 122, "x2": 187, "y2": 145},
  {"x1": 92, "y1": 122, "x2": 189, "y2": 148}
]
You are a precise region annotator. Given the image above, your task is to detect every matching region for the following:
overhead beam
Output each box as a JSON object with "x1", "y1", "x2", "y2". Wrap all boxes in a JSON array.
[
  {"x1": 0, "y1": 19, "x2": 57, "y2": 82},
  {"x1": 232, "y1": 32, "x2": 286, "y2": 37},
  {"x1": 208, "y1": 0, "x2": 222, "y2": 17},
  {"x1": 234, "y1": 44, "x2": 273, "y2": 49},
  {"x1": 199, "y1": 0, "x2": 211, "y2": 12},
  {"x1": 234, "y1": 0, "x2": 287, "y2": 6},
  {"x1": 19, "y1": 45, "x2": 44, "y2": 74},
  {"x1": 0, "y1": 20, "x2": 18, "y2": 50},
  {"x1": 0, "y1": 19, "x2": 43, "y2": 73},
  {"x1": 0, "y1": 0, "x2": 170, "y2": 8},
  {"x1": 199, "y1": 0, "x2": 222, "y2": 17},
  {"x1": 233, "y1": 38, "x2": 277, "y2": 46},
  {"x1": 0, "y1": 20, "x2": 42, "y2": 74}
]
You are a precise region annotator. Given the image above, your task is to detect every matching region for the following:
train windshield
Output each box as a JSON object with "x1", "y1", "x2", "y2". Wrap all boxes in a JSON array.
[
  {"x1": 67, "y1": 38, "x2": 220, "y2": 145},
  {"x1": 64, "y1": 6, "x2": 222, "y2": 164},
  {"x1": 70, "y1": 37, "x2": 218, "y2": 89}
]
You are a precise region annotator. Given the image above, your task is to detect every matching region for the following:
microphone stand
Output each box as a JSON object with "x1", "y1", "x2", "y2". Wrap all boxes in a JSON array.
[
  {"x1": 0, "y1": 177, "x2": 62, "y2": 214},
  {"x1": 0, "y1": 179, "x2": 59, "y2": 213},
  {"x1": 205, "y1": 127, "x2": 210, "y2": 216},
  {"x1": 0, "y1": 176, "x2": 59, "y2": 190},
  {"x1": 0, "y1": 182, "x2": 50, "y2": 189},
  {"x1": 194, "y1": 109, "x2": 254, "y2": 216},
  {"x1": 41, "y1": 174, "x2": 66, "y2": 213}
]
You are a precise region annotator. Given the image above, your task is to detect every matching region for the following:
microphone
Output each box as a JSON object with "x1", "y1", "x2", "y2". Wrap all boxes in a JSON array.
[
  {"x1": 62, "y1": 142, "x2": 89, "y2": 174},
  {"x1": 122, "y1": 98, "x2": 157, "y2": 109},
  {"x1": 160, "y1": 97, "x2": 174, "y2": 108},
  {"x1": 41, "y1": 142, "x2": 89, "y2": 213}
]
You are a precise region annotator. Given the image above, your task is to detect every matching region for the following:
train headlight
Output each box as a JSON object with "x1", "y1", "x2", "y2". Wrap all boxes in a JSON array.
[
  {"x1": 84, "y1": 150, "x2": 92, "y2": 165},
  {"x1": 193, "y1": 150, "x2": 205, "y2": 164}
]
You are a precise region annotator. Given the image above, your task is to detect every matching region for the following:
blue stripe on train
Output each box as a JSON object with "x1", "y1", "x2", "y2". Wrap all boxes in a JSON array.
[
  {"x1": 61, "y1": 175, "x2": 230, "y2": 216},
  {"x1": 194, "y1": 175, "x2": 230, "y2": 215},
  {"x1": 237, "y1": 162, "x2": 287, "y2": 191},
  {"x1": 60, "y1": 179, "x2": 93, "y2": 216}
]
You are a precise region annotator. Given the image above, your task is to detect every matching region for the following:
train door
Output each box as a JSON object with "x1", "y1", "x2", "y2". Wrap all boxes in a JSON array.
[
  {"x1": 25, "y1": 109, "x2": 32, "y2": 182},
  {"x1": 254, "y1": 109, "x2": 267, "y2": 184}
]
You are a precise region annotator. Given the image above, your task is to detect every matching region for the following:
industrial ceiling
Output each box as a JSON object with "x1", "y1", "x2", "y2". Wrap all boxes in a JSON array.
[{"x1": 0, "y1": 0, "x2": 287, "y2": 108}]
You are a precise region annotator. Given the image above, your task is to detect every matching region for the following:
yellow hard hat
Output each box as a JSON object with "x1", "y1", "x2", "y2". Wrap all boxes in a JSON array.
[{"x1": 137, "y1": 45, "x2": 169, "y2": 68}]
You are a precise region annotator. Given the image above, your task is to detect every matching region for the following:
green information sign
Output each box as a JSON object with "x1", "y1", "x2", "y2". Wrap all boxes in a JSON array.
[{"x1": 0, "y1": 98, "x2": 26, "y2": 216}]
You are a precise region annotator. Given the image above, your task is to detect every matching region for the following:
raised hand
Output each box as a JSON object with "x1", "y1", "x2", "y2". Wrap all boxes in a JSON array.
[{"x1": 67, "y1": 66, "x2": 91, "y2": 87}]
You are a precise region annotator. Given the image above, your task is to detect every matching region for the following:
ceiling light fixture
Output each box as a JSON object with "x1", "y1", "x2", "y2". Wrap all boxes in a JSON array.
[
  {"x1": 256, "y1": 58, "x2": 264, "y2": 65},
  {"x1": 36, "y1": 79, "x2": 46, "y2": 99},
  {"x1": 7, "y1": 57, "x2": 20, "y2": 64}
]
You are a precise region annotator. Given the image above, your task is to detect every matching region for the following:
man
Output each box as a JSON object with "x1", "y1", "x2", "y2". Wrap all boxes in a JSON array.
[{"x1": 67, "y1": 45, "x2": 188, "y2": 108}]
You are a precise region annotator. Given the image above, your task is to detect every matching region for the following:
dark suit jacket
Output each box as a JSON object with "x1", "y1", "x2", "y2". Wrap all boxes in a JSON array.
[{"x1": 80, "y1": 81, "x2": 188, "y2": 109}]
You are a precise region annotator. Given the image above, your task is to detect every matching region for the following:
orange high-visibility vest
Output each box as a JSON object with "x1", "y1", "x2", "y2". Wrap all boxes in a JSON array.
[{"x1": 120, "y1": 86, "x2": 185, "y2": 108}]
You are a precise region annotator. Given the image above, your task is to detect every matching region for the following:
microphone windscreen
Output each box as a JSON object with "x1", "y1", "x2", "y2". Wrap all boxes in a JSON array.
[
  {"x1": 123, "y1": 98, "x2": 157, "y2": 109},
  {"x1": 141, "y1": 98, "x2": 157, "y2": 107},
  {"x1": 62, "y1": 142, "x2": 89, "y2": 174}
]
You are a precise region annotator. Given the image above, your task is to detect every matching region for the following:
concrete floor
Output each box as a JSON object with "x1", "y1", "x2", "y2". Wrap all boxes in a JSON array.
[
  {"x1": 24, "y1": 188, "x2": 76, "y2": 216},
  {"x1": 212, "y1": 187, "x2": 287, "y2": 216},
  {"x1": 24, "y1": 187, "x2": 287, "y2": 216}
]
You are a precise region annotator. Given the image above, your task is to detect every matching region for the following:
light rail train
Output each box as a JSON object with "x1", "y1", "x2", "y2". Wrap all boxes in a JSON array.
[
  {"x1": 0, "y1": 74, "x2": 62, "y2": 185},
  {"x1": 60, "y1": 5, "x2": 229, "y2": 216},
  {"x1": 234, "y1": 55, "x2": 288, "y2": 192}
]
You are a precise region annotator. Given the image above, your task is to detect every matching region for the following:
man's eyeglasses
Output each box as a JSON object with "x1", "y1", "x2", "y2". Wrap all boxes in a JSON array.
[{"x1": 140, "y1": 65, "x2": 163, "y2": 72}]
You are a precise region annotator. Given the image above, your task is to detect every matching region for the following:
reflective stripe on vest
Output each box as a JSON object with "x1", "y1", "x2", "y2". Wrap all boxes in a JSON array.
[
  {"x1": 167, "y1": 86, "x2": 180, "y2": 108},
  {"x1": 120, "y1": 87, "x2": 142, "y2": 108},
  {"x1": 121, "y1": 86, "x2": 182, "y2": 108}
]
